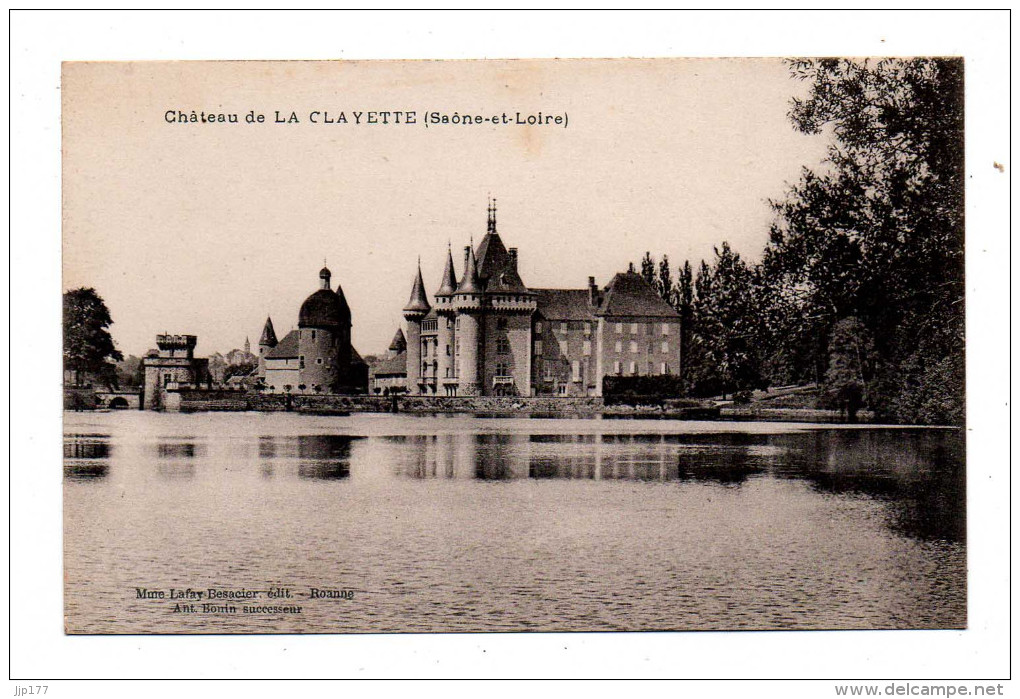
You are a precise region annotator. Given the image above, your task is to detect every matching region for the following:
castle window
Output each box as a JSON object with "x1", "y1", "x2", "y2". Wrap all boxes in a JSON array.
[
  {"x1": 629, "y1": 341, "x2": 638, "y2": 353},
  {"x1": 316, "y1": 358, "x2": 323, "y2": 365},
  {"x1": 614, "y1": 340, "x2": 622, "y2": 353},
  {"x1": 496, "y1": 361, "x2": 509, "y2": 377},
  {"x1": 613, "y1": 360, "x2": 621, "y2": 375},
  {"x1": 534, "y1": 340, "x2": 542, "y2": 354},
  {"x1": 558, "y1": 339, "x2": 567, "y2": 355},
  {"x1": 630, "y1": 323, "x2": 638, "y2": 334},
  {"x1": 497, "y1": 335, "x2": 510, "y2": 354},
  {"x1": 544, "y1": 365, "x2": 555, "y2": 381},
  {"x1": 629, "y1": 361, "x2": 637, "y2": 375},
  {"x1": 299, "y1": 356, "x2": 305, "y2": 369},
  {"x1": 446, "y1": 344, "x2": 451, "y2": 356},
  {"x1": 661, "y1": 341, "x2": 669, "y2": 354},
  {"x1": 661, "y1": 362, "x2": 669, "y2": 375},
  {"x1": 311, "y1": 330, "x2": 316, "y2": 340},
  {"x1": 535, "y1": 321, "x2": 543, "y2": 333},
  {"x1": 615, "y1": 323, "x2": 622, "y2": 334},
  {"x1": 662, "y1": 323, "x2": 670, "y2": 336},
  {"x1": 560, "y1": 322, "x2": 568, "y2": 333},
  {"x1": 571, "y1": 360, "x2": 580, "y2": 382},
  {"x1": 497, "y1": 318, "x2": 509, "y2": 331},
  {"x1": 584, "y1": 322, "x2": 592, "y2": 335},
  {"x1": 583, "y1": 340, "x2": 591, "y2": 356}
]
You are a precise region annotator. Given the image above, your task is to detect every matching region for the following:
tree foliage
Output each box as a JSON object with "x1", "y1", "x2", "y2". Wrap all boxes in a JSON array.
[
  {"x1": 63, "y1": 287, "x2": 123, "y2": 384},
  {"x1": 765, "y1": 58, "x2": 964, "y2": 424},
  {"x1": 629, "y1": 58, "x2": 964, "y2": 424}
]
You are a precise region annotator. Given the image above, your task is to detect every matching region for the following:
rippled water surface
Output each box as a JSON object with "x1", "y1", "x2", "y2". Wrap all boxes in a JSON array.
[{"x1": 63, "y1": 412, "x2": 965, "y2": 633}]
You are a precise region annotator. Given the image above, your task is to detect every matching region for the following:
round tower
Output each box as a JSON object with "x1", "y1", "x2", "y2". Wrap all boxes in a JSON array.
[
  {"x1": 403, "y1": 260, "x2": 431, "y2": 395},
  {"x1": 434, "y1": 243, "x2": 459, "y2": 395},
  {"x1": 453, "y1": 244, "x2": 482, "y2": 396}
]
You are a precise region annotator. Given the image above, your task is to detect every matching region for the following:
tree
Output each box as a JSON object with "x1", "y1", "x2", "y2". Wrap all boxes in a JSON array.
[
  {"x1": 825, "y1": 317, "x2": 876, "y2": 421},
  {"x1": 640, "y1": 251, "x2": 656, "y2": 287},
  {"x1": 677, "y1": 260, "x2": 695, "y2": 392},
  {"x1": 63, "y1": 288, "x2": 123, "y2": 385},
  {"x1": 766, "y1": 58, "x2": 964, "y2": 424},
  {"x1": 684, "y1": 244, "x2": 768, "y2": 399},
  {"x1": 656, "y1": 255, "x2": 675, "y2": 307}
]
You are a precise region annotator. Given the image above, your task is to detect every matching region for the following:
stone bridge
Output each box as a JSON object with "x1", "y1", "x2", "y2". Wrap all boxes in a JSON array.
[{"x1": 93, "y1": 388, "x2": 143, "y2": 410}]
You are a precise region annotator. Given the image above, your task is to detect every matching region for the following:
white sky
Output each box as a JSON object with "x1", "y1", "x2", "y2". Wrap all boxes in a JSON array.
[{"x1": 63, "y1": 59, "x2": 829, "y2": 357}]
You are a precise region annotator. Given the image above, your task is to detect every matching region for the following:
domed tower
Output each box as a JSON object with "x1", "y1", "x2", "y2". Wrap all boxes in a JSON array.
[
  {"x1": 403, "y1": 259, "x2": 431, "y2": 395},
  {"x1": 257, "y1": 316, "x2": 278, "y2": 379},
  {"x1": 297, "y1": 265, "x2": 351, "y2": 392}
]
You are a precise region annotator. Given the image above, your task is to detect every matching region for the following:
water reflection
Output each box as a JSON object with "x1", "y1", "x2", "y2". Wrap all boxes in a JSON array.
[
  {"x1": 268, "y1": 435, "x2": 355, "y2": 481},
  {"x1": 156, "y1": 441, "x2": 202, "y2": 459},
  {"x1": 773, "y1": 430, "x2": 965, "y2": 543},
  {"x1": 63, "y1": 434, "x2": 111, "y2": 480},
  {"x1": 63, "y1": 414, "x2": 967, "y2": 633}
]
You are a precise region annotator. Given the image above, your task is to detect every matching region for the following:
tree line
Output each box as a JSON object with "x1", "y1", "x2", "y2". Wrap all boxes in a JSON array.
[{"x1": 634, "y1": 58, "x2": 964, "y2": 425}]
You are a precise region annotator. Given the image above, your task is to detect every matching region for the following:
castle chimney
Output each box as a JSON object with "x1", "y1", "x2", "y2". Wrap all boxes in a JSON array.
[
  {"x1": 628, "y1": 262, "x2": 635, "y2": 273},
  {"x1": 588, "y1": 276, "x2": 598, "y2": 306},
  {"x1": 508, "y1": 247, "x2": 518, "y2": 269}
]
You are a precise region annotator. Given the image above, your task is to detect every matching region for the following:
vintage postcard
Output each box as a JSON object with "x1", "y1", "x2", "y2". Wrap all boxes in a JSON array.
[{"x1": 61, "y1": 57, "x2": 966, "y2": 635}]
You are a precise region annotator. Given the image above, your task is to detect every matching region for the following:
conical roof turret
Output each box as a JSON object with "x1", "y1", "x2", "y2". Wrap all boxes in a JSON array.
[
  {"x1": 403, "y1": 261, "x2": 432, "y2": 315},
  {"x1": 389, "y1": 327, "x2": 407, "y2": 353},
  {"x1": 259, "y1": 316, "x2": 278, "y2": 347},
  {"x1": 435, "y1": 243, "x2": 459, "y2": 296},
  {"x1": 334, "y1": 281, "x2": 351, "y2": 318},
  {"x1": 455, "y1": 244, "x2": 482, "y2": 294}
]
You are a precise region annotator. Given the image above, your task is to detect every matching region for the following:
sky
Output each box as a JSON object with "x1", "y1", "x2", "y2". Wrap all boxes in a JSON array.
[{"x1": 62, "y1": 59, "x2": 830, "y2": 358}]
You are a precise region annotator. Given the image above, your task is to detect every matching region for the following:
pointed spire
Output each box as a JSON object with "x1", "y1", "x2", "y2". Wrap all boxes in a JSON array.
[
  {"x1": 389, "y1": 327, "x2": 407, "y2": 353},
  {"x1": 259, "y1": 316, "x2": 278, "y2": 347},
  {"x1": 319, "y1": 264, "x2": 331, "y2": 290},
  {"x1": 456, "y1": 244, "x2": 481, "y2": 294},
  {"x1": 403, "y1": 260, "x2": 432, "y2": 314},
  {"x1": 487, "y1": 196, "x2": 497, "y2": 234},
  {"x1": 436, "y1": 242, "x2": 459, "y2": 296}
]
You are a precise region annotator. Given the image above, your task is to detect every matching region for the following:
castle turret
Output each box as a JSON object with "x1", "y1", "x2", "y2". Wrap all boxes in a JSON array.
[
  {"x1": 435, "y1": 244, "x2": 459, "y2": 393},
  {"x1": 453, "y1": 245, "x2": 482, "y2": 395},
  {"x1": 403, "y1": 260, "x2": 431, "y2": 395},
  {"x1": 388, "y1": 327, "x2": 407, "y2": 358},
  {"x1": 258, "y1": 316, "x2": 278, "y2": 378}
]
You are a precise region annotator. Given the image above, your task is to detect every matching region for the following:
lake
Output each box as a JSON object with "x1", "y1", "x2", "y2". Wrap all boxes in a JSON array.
[{"x1": 63, "y1": 411, "x2": 965, "y2": 633}]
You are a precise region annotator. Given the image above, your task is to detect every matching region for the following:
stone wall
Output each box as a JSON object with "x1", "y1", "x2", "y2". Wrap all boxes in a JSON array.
[
  {"x1": 171, "y1": 389, "x2": 719, "y2": 419},
  {"x1": 396, "y1": 395, "x2": 604, "y2": 414}
]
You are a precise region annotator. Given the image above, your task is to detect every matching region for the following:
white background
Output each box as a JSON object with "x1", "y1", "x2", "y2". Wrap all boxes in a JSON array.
[{"x1": 7, "y1": 9, "x2": 1012, "y2": 695}]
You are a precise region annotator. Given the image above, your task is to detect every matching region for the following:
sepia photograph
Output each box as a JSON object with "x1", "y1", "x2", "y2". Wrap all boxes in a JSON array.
[
  {"x1": 9, "y1": 8, "x2": 1011, "y2": 690},
  {"x1": 61, "y1": 56, "x2": 966, "y2": 635}
]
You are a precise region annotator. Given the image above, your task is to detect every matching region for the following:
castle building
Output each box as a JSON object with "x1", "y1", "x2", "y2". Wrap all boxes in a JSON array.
[
  {"x1": 142, "y1": 334, "x2": 211, "y2": 409},
  {"x1": 368, "y1": 328, "x2": 409, "y2": 394},
  {"x1": 257, "y1": 266, "x2": 368, "y2": 394},
  {"x1": 401, "y1": 202, "x2": 681, "y2": 397}
]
